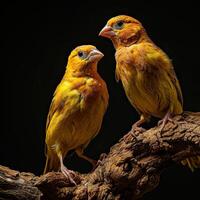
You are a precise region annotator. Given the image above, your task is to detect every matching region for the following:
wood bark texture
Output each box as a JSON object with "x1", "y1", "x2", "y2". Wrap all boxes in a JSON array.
[{"x1": 0, "y1": 111, "x2": 200, "y2": 200}]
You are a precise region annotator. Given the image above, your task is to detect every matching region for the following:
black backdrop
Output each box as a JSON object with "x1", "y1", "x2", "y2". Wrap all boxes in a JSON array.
[{"x1": 2, "y1": 1, "x2": 200, "y2": 199}]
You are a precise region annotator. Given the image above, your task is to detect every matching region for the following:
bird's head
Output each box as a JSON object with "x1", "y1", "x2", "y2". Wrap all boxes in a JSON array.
[
  {"x1": 66, "y1": 45, "x2": 104, "y2": 76},
  {"x1": 99, "y1": 15, "x2": 149, "y2": 49}
]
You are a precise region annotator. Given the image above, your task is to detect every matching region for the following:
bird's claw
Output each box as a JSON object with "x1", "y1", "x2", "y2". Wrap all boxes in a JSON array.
[
  {"x1": 132, "y1": 125, "x2": 146, "y2": 134},
  {"x1": 61, "y1": 166, "x2": 77, "y2": 185},
  {"x1": 158, "y1": 117, "x2": 174, "y2": 127},
  {"x1": 91, "y1": 154, "x2": 107, "y2": 171}
]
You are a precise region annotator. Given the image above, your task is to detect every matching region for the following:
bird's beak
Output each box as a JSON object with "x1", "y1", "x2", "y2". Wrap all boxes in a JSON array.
[
  {"x1": 88, "y1": 49, "x2": 104, "y2": 62},
  {"x1": 99, "y1": 25, "x2": 115, "y2": 38}
]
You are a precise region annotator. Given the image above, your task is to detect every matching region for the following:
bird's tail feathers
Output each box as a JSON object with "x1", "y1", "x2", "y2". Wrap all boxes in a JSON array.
[
  {"x1": 181, "y1": 156, "x2": 200, "y2": 171},
  {"x1": 43, "y1": 152, "x2": 60, "y2": 174}
]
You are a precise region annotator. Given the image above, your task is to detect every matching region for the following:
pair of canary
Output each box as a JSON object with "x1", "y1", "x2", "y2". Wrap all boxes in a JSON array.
[{"x1": 44, "y1": 15, "x2": 199, "y2": 184}]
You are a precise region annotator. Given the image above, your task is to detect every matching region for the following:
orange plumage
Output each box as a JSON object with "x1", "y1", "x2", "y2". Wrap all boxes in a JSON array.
[
  {"x1": 44, "y1": 45, "x2": 108, "y2": 183},
  {"x1": 99, "y1": 15, "x2": 200, "y2": 171}
]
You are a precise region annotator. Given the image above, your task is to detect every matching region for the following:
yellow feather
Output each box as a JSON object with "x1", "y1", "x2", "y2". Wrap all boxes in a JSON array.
[
  {"x1": 100, "y1": 15, "x2": 199, "y2": 171},
  {"x1": 44, "y1": 45, "x2": 108, "y2": 173}
]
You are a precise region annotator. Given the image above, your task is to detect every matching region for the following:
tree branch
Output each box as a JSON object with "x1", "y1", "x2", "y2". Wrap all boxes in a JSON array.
[{"x1": 0, "y1": 111, "x2": 200, "y2": 200}]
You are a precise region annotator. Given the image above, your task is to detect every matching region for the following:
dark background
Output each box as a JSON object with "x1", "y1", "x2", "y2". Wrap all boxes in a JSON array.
[{"x1": 2, "y1": 1, "x2": 200, "y2": 199}]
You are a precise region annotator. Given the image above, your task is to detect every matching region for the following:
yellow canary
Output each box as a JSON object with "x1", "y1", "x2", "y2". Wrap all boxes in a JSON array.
[
  {"x1": 44, "y1": 45, "x2": 109, "y2": 183},
  {"x1": 99, "y1": 15, "x2": 200, "y2": 171}
]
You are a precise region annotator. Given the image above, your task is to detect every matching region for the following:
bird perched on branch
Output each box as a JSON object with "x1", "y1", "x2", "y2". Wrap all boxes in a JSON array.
[
  {"x1": 44, "y1": 45, "x2": 109, "y2": 184},
  {"x1": 99, "y1": 15, "x2": 200, "y2": 171}
]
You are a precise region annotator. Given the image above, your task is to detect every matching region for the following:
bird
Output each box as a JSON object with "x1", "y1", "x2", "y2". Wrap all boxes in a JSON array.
[
  {"x1": 44, "y1": 45, "x2": 109, "y2": 184},
  {"x1": 99, "y1": 15, "x2": 200, "y2": 171}
]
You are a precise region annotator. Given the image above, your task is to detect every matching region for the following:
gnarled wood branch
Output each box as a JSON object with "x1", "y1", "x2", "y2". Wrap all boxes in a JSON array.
[{"x1": 0, "y1": 111, "x2": 200, "y2": 200}]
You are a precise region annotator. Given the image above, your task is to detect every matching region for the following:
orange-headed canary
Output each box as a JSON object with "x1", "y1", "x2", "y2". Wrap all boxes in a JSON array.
[
  {"x1": 99, "y1": 15, "x2": 200, "y2": 171},
  {"x1": 44, "y1": 45, "x2": 109, "y2": 184}
]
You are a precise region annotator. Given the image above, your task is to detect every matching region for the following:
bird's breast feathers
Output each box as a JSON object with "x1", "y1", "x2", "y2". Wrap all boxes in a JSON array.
[
  {"x1": 60, "y1": 77, "x2": 107, "y2": 112},
  {"x1": 46, "y1": 76, "x2": 108, "y2": 149},
  {"x1": 115, "y1": 43, "x2": 182, "y2": 117}
]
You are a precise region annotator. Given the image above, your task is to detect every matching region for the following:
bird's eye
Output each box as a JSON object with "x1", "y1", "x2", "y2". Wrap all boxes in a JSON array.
[
  {"x1": 113, "y1": 21, "x2": 124, "y2": 30},
  {"x1": 78, "y1": 51, "x2": 87, "y2": 59}
]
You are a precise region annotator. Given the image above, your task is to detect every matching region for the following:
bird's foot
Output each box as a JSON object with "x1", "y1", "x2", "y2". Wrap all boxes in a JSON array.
[
  {"x1": 158, "y1": 112, "x2": 174, "y2": 133},
  {"x1": 122, "y1": 125, "x2": 146, "y2": 143},
  {"x1": 123, "y1": 125, "x2": 146, "y2": 143},
  {"x1": 92, "y1": 161, "x2": 100, "y2": 171},
  {"x1": 61, "y1": 165, "x2": 77, "y2": 185},
  {"x1": 131, "y1": 116, "x2": 147, "y2": 133},
  {"x1": 132, "y1": 124, "x2": 146, "y2": 132},
  {"x1": 92, "y1": 153, "x2": 107, "y2": 171},
  {"x1": 158, "y1": 116, "x2": 174, "y2": 128},
  {"x1": 156, "y1": 112, "x2": 174, "y2": 144}
]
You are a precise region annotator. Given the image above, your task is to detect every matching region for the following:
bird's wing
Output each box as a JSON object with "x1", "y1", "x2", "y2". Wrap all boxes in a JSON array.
[
  {"x1": 143, "y1": 44, "x2": 183, "y2": 106},
  {"x1": 167, "y1": 67, "x2": 183, "y2": 106},
  {"x1": 46, "y1": 80, "x2": 83, "y2": 132}
]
